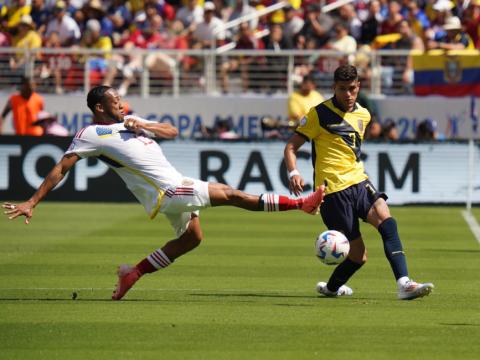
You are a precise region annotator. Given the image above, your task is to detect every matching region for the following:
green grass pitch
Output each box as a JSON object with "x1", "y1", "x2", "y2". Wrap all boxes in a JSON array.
[{"x1": 1, "y1": 203, "x2": 479, "y2": 359}]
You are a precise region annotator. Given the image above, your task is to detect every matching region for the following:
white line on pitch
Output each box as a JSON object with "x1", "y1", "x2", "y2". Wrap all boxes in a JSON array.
[{"x1": 462, "y1": 210, "x2": 480, "y2": 245}]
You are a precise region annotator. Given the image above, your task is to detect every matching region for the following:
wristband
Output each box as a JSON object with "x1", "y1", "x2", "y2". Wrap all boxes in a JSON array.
[{"x1": 288, "y1": 169, "x2": 300, "y2": 179}]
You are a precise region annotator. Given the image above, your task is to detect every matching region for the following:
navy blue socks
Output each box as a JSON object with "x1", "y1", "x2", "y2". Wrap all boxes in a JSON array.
[
  {"x1": 326, "y1": 258, "x2": 363, "y2": 292},
  {"x1": 378, "y1": 217, "x2": 408, "y2": 280}
]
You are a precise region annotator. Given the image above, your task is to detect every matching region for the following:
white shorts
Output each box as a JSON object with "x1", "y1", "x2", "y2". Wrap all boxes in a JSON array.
[{"x1": 159, "y1": 177, "x2": 211, "y2": 237}]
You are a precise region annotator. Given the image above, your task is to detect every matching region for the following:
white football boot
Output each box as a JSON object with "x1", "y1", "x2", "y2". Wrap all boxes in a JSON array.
[
  {"x1": 398, "y1": 280, "x2": 434, "y2": 300},
  {"x1": 316, "y1": 281, "x2": 353, "y2": 297}
]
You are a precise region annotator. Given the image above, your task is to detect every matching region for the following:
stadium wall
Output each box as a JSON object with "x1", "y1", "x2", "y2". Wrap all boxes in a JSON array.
[
  {"x1": 1, "y1": 95, "x2": 479, "y2": 139},
  {"x1": 1, "y1": 136, "x2": 478, "y2": 205}
]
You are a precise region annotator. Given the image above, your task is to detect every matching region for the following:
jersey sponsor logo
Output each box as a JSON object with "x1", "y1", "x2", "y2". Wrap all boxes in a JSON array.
[
  {"x1": 299, "y1": 116, "x2": 307, "y2": 127},
  {"x1": 96, "y1": 127, "x2": 114, "y2": 138}
]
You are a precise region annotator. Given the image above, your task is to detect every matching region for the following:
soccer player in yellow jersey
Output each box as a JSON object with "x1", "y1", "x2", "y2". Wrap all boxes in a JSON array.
[{"x1": 284, "y1": 65, "x2": 434, "y2": 300}]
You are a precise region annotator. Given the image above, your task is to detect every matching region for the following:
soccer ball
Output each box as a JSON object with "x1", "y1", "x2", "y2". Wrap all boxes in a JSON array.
[{"x1": 315, "y1": 230, "x2": 350, "y2": 265}]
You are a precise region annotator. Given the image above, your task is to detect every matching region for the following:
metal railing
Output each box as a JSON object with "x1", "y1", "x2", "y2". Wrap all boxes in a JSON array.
[{"x1": 0, "y1": 47, "x2": 415, "y2": 97}]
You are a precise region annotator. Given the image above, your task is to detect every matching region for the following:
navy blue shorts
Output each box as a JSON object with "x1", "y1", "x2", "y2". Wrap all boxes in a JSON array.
[{"x1": 319, "y1": 180, "x2": 387, "y2": 241}]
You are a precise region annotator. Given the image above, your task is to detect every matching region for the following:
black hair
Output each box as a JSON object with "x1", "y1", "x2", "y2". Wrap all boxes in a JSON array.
[
  {"x1": 87, "y1": 85, "x2": 112, "y2": 113},
  {"x1": 302, "y1": 75, "x2": 315, "y2": 84},
  {"x1": 20, "y1": 76, "x2": 32, "y2": 85},
  {"x1": 333, "y1": 65, "x2": 358, "y2": 82}
]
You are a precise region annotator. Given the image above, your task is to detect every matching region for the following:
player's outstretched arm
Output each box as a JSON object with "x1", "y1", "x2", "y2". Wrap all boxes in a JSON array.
[
  {"x1": 124, "y1": 116, "x2": 178, "y2": 139},
  {"x1": 2, "y1": 153, "x2": 80, "y2": 224},
  {"x1": 284, "y1": 133, "x2": 307, "y2": 196}
]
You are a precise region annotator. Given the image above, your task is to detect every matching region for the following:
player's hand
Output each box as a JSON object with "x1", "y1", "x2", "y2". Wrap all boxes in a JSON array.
[
  {"x1": 2, "y1": 201, "x2": 33, "y2": 224},
  {"x1": 124, "y1": 117, "x2": 141, "y2": 132},
  {"x1": 289, "y1": 175, "x2": 304, "y2": 197}
]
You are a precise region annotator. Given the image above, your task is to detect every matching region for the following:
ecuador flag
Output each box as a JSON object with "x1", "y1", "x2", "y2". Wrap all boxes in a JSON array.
[{"x1": 413, "y1": 50, "x2": 480, "y2": 97}]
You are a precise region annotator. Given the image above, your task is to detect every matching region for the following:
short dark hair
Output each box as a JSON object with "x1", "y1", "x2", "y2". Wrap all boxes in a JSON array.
[
  {"x1": 334, "y1": 65, "x2": 358, "y2": 82},
  {"x1": 302, "y1": 75, "x2": 315, "y2": 84},
  {"x1": 87, "y1": 85, "x2": 112, "y2": 113}
]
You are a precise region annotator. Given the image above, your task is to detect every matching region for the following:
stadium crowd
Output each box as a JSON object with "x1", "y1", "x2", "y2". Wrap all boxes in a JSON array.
[{"x1": 0, "y1": 0, "x2": 478, "y2": 95}]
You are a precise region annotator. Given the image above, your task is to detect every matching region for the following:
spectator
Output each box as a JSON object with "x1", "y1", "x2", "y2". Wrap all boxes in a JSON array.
[
  {"x1": 380, "y1": 0, "x2": 402, "y2": 35},
  {"x1": 39, "y1": 30, "x2": 70, "y2": 94},
  {"x1": 338, "y1": 4, "x2": 362, "y2": 41},
  {"x1": 288, "y1": 75, "x2": 324, "y2": 128},
  {"x1": 300, "y1": 3, "x2": 334, "y2": 48},
  {"x1": 191, "y1": 2, "x2": 225, "y2": 49},
  {"x1": 365, "y1": 120, "x2": 382, "y2": 140},
  {"x1": 427, "y1": 16, "x2": 474, "y2": 50},
  {"x1": 107, "y1": 0, "x2": 132, "y2": 47},
  {"x1": 30, "y1": 0, "x2": 50, "y2": 35},
  {"x1": 0, "y1": 77, "x2": 44, "y2": 136},
  {"x1": 282, "y1": 5, "x2": 304, "y2": 42},
  {"x1": 214, "y1": 119, "x2": 240, "y2": 139},
  {"x1": 82, "y1": 0, "x2": 114, "y2": 37},
  {"x1": 416, "y1": 119, "x2": 437, "y2": 140},
  {"x1": 176, "y1": 0, "x2": 203, "y2": 30},
  {"x1": 116, "y1": 14, "x2": 167, "y2": 96},
  {"x1": 228, "y1": 0, "x2": 258, "y2": 32},
  {"x1": 5, "y1": 0, "x2": 31, "y2": 30},
  {"x1": 79, "y1": 19, "x2": 113, "y2": 86},
  {"x1": 9, "y1": 14, "x2": 42, "y2": 72},
  {"x1": 393, "y1": 19, "x2": 424, "y2": 90},
  {"x1": 45, "y1": 1, "x2": 81, "y2": 46},
  {"x1": 360, "y1": 0, "x2": 382, "y2": 44},
  {"x1": 325, "y1": 21, "x2": 357, "y2": 64},
  {"x1": 380, "y1": 119, "x2": 399, "y2": 141},
  {"x1": 31, "y1": 110, "x2": 69, "y2": 136},
  {"x1": 220, "y1": 21, "x2": 260, "y2": 93},
  {"x1": 463, "y1": 0, "x2": 480, "y2": 48},
  {"x1": 403, "y1": 0, "x2": 430, "y2": 38}
]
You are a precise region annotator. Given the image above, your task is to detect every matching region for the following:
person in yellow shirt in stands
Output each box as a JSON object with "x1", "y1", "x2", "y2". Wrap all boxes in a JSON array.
[
  {"x1": 5, "y1": 0, "x2": 31, "y2": 30},
  {"x1": 10, "y1": 14, "x2": 42, "y2": 72},
  {"x1": 78, "y1": 19, "x2": 112, "y2": 86},
  {"x1": 288, "y1": 75, "x2": 324, "y2": 128}
]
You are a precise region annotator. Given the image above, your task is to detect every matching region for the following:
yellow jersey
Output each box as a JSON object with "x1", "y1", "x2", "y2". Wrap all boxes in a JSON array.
[{"x1": 295, "y1": 97, "x2": 371, "y2": 195}]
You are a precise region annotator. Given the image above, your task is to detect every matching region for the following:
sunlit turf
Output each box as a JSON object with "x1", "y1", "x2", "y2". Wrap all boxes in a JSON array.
[{"x1": 1, "y1": 203, "x2": 479, "y2": 359}]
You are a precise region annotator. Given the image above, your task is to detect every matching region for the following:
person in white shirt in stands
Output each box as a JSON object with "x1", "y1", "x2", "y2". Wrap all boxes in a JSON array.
[
  {"x1": 191, "y1": 1, "x2": 225, "y2": 48},
  {"x1": 175, "y1": 0, "x2": 204, "y2": 30},
  {"x1": 326, "y1": 21, "x2": 357, "y2": 64},
  {"x1": 45, "y1": 1, "x2": 81, "y2": 46},
  {"x1": 3, "y1": 85, "x2": 325, "y2": 301}
]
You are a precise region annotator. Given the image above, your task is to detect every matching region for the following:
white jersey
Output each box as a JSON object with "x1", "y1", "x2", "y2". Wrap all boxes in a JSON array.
[{"x1": 65, "y1": 122, "x2": 183, "y2": 218}]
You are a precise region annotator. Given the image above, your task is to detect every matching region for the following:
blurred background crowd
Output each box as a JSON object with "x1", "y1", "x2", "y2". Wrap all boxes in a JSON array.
[
  {"x1": 0, "y1": 0, "x2": 478, "y2": 94},
  {"x1": 0, "y1": 0, "x2": 475, "y2": 141}
]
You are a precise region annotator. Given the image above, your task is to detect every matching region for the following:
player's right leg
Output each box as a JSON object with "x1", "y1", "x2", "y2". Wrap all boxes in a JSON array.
[
  {"x1": 367, "y1": 197, "x2": 434, "y2": 300},
  {"x1": 208, "y1": 182, "x2": 325, "y2": 214},
  {"x1": 316, "y1": 189, "x2": 365, "y2": 296},
  {"x1": 112, "y1": 215, "x2": 202, "y2": 301},
  {"x1": 317, "y1": 236, "x2": 365, "y2": 296}
]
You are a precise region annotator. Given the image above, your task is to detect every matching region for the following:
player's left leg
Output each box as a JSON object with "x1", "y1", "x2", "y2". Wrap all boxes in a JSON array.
[
  {"x1": 208, "y1": 182, "x2": 325, "y2": 214},
  {"x1": 112, "y1": 215, "x2": 202, "y2": 301},
  {"x1": 367, "y1": 197, "x2": 434, "y2": 300}
]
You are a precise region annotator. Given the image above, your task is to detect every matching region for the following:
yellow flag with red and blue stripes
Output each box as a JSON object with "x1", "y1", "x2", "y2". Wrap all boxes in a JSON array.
[{"x1": 413, "y1": 50, "x2": 480, "y2": 97}]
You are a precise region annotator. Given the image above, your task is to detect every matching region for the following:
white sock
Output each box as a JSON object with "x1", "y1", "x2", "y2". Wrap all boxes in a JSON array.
[
  {"x1": 147, "y1": 249, "x2": 172, "y2": 270},
  {"x1": 397, "y1": 276, "x2": 410, "y2": 288}
]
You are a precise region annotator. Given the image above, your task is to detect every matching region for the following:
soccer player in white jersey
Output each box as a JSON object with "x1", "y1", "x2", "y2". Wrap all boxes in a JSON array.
[{"x1": 3, "y1": 86, "x2": 325, "y2": 301}]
